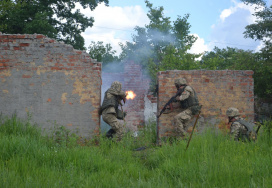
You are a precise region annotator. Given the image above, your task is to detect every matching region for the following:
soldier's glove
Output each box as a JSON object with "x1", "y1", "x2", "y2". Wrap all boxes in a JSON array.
[{"x1": 175, "y1": 96, "x2": 180, "y2": 102}]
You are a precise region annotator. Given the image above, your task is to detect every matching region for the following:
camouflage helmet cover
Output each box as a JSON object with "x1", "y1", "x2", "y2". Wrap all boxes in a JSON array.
[
  {"x1": 174, "y1": 78, "x2": 187, "y2": 86},
  {"x1": 110, "y1": 81, "x2": 122, "y2": 92},
  {"x1": 109, "y1": 81, "x2": 126, "y2": 98},
  {"x1": 226, "y1": 107, "x2": 240, "y2": 117}
]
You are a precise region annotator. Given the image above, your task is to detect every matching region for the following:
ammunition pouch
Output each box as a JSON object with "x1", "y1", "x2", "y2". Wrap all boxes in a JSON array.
[
  {"x1": 191, "y1": 105, "x2": 202, "y2": 115},
  {"x1": 181, "y1": 100, "x2": 189, "y2": 109},
  {"x1": 117, "y1": 109, "x2": 125, "y2": 120}
]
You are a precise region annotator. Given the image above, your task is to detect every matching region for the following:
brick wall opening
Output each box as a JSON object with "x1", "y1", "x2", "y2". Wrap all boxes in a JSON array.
[{"x1": 101, "y1": 61, "x2": 156, "y2": 134}]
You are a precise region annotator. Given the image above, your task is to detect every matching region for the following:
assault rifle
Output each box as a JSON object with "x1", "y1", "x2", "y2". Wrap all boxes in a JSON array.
[{"x1": 157, "y1": 85, "x2": 187, "y2": 118}]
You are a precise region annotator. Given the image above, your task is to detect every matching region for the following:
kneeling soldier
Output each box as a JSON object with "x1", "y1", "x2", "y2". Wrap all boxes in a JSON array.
[{"x1": 226, "y1": 107, "x2": 257, "y2": 141}]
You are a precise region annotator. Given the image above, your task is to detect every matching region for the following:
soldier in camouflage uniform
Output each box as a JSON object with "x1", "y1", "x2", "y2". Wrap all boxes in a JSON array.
[
  {"x1": 226, "y1": 107, "x2": 257, "y2": 141},
  {"x1": 100, "y1": 81, "x2": 127, "y2": 141},
  {"x1": 173, "y1": 78, "x2": 201, "y2": 139}
]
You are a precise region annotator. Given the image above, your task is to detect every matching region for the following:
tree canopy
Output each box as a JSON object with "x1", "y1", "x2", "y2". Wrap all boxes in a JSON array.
[
  {"x1": 241, "y1": 0, "x2": 272, "y2": 97},
  {"x1": 119, "y1": 0, "x2": 200, "y2": 92},
  {"x1": 88, "y1": 41, "x2": 121, "y2": 72},
  {"x1": 242, "y1": 0, "x2": 272, "y2": 52},
  {"x1": 0, "y1": 0, "x2": 108, "y2": 50}
]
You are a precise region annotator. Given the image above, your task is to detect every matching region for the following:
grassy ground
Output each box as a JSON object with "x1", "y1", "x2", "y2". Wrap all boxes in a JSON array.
[{"x1": 0, "y1": 114, "x2": 271, "y2": 188}]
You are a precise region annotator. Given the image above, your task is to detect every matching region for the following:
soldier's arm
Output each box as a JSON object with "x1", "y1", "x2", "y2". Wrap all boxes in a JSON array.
[
  {"x1": 119, "y1": 91, "x2": 126, "y2": 99},
  {"x1": 108, "y1": 90, "x2": 126, "y2": 99},
  {"x1": 230, "y1": 122, "x2": 241, "y2": 141},
  {"x1": 177, "y1": 86, "x2": 193, "y2": 101}
]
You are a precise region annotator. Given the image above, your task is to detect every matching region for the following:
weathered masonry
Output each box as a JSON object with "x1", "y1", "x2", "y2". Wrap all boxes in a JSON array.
[
  {"x1": 0, "y1": 33, "x2": 257, "y2": 140},
  {"x1": 0, "y1": 34, "x2": 101, "y2": 137},
  {"x1": 156, "y1": 70, "x2": 254, "y2": 143}
]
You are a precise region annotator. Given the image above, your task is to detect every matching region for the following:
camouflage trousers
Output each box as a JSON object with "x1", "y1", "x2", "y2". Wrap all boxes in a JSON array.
[
  {"x1": 173, "y1": 108, "x2": 192, "y2": 138},
  {"x1": 102, "y1": 112, "x2": 124, "y2": 141}
]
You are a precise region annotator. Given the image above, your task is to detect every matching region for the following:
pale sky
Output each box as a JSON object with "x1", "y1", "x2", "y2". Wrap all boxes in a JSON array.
[{"x1": 78, "y1": 0, "x2": 271, "y2": 55}]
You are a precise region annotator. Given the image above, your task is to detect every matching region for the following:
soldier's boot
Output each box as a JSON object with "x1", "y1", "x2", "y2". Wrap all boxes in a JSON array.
[{"x1": 106, "y1": 129, "x2": 116, "y2": 139}]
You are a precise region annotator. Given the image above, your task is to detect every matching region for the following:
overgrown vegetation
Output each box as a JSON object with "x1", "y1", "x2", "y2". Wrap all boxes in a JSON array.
[{"x1": 1, "y1": 115, "x2": 271, "y2": 187}]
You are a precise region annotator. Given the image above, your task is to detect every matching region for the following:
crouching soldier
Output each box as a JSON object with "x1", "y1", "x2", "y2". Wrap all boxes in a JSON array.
[
  {"x1": 100, "y1": 81, "x2": 127, "y2": 141},
  {"x1": 226, "y1": 107, "x2": 257, "y2": 142},
  {"x1": 173, "y1": 78, "x2": 201, "y2": 139}
]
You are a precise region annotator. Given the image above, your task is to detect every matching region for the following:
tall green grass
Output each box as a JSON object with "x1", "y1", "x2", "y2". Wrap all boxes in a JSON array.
[{"x1": 0, "y1": 115, "x2": 271, "y2": 188}]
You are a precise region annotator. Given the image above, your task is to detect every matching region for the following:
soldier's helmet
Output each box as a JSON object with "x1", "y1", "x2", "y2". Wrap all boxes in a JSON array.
[
  {"x1": 226, "y1": 107, "x2": 240, "y2": 117},
  {"x1": 174, "y1": 78, "x2": 187, "y2": 87},
  {"x1": 111, "y1": 81, "x2": 122, "y2": 92}
]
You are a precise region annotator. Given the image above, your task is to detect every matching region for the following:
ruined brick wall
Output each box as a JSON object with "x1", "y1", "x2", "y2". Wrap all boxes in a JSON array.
[
  {"x1": 102, "y1": 61, "x2": 151, "y2": 132},
  {"x1": 0, "y1": 34, "x2": 101, "y2": 137},
  {"x1": 157, "y1": 70, "x2": 254, "y2": 142},
  {"x1": 123, "y1": 61, "x2": 150, "y2": 130}
]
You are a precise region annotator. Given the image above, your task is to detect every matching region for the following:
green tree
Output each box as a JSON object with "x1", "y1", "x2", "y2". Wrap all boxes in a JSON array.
[
  {"x1": 242, "y1": 0, "x2": 272, "y2": 51},
  {"x1": 0, "y1": 0, "x2": 109, "y2": 50},
  {"x1": 88, "y1": 41, "x2": 120, "y2": 71},
  {"x1": 241, "y1": 0, "x2": 272, "y2": 97},
  {"x1": 200, "y1": 46, "x2": 272, "y2": 98},
  {"x1": 119, "y1": 0, "x2": 200, "y2": 92},
  {"x1": 200, "y1": 47, "x2": 256, "y2": 70}
]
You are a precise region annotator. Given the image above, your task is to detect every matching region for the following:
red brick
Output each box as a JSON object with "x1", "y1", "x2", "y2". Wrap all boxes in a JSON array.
[
  {"x1": 8, "y1": 35, "x2": 16, "y2": 39},
  {"x1": 51, "y1": 67, "x2": 62, "y2": 70},
  {"x1": 3, "y1": 39, "x2": 13, "y2": 42},
  {"x1": 55, "y1": 63, "x2": 64, "y2": 66},
  {"x1": 19, "y1": 43, "x2": 30, "y2": 47},
  {"x1": 0, "y1": 60, "x2": 10, "y2": 63},
  {"x1": 22, "y1": 75, "x2": 31, "y2": 78},
  {"x1": 92, "y1": 67, "x2": 101, "y2": 71},
  {"x1": 16, "y1": 35, "x2": 26, "y2": 39},
  {"x1": 69, "y1": 59, "x2": 76, "y2": 62},
  {"x1": 245, "y1": 70, "x2": 254, "y2": 75},
  {"x1": 240, "y1": 82, "x2": 248, "y2": 86},
  {"x1": 36, "y1": 35, "x2": 44, "y2": 39}
]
